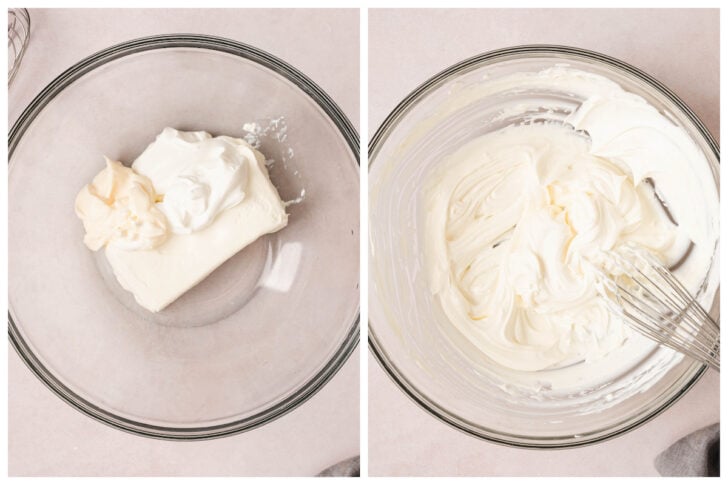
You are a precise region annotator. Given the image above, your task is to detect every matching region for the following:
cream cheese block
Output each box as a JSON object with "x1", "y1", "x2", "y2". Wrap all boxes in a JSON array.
[{"x1": 102, "y1": 129, "x2": 288, "y2": 312}]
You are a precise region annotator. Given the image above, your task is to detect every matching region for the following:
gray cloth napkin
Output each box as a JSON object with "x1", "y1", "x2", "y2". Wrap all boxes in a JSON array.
[
  {"x1": 316, "y1": 456, "x2": 360, "y2": 477},
  {"x1": 655, "y1": 423, "x2": 719, "y2": 477}
]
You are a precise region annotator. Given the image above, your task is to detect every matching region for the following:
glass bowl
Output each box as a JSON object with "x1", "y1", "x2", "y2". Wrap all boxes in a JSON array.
[
  {"x1": 368, "y1": 45, "x2": 719, "y2": 448},
  {"x1": 9, "y1": 34, "x2": 359, "y2": 440}
]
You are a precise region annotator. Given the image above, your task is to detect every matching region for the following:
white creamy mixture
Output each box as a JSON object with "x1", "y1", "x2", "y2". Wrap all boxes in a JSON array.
[
  {"x1": 133, "y1": 128, "x2": 252, "y2": 234},
  {"x1": 425, "y1": 68, "x2": 719, "y2": 374},
  {"x1": 76, "y1": 128, "x2": 288, "y2": 312},
  {"x1": 75, "y1": 158, "x2": 167, "y2": 251}
]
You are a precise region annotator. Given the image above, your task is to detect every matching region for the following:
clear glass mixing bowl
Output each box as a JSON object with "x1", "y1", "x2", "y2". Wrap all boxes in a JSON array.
[
  {"x1": 9, "y1": 35, "x2": 359, "y2": 440},
  {"x1": 369, "y1": 45, "x2": 719, "y2": 448}
]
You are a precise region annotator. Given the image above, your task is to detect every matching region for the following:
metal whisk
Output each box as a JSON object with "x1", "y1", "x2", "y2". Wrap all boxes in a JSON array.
[
  {"x1": 596, "y1": 244, "x2": 719, "y2": 371},
  {"x1": 8, "y1": 8, "x2": 30, "y2": 85}
]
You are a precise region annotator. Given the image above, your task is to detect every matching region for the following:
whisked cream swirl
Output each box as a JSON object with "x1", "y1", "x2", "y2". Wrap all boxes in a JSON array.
[{"x1": 425, "y1": 69, "x2": 718, "y2": 372}]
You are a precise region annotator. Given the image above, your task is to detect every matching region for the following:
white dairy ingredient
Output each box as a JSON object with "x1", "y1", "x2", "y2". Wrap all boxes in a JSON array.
[
  {"x1": 107, "y1": 129, "x2": 287, "y2": 312},
  {"x1": 425, "y1": 67, "x2": 719, "y2": 373},
  {"x1": 133, "y1": 128, "x2": 252, "y2": 234},
  {"x1": 75, "y1": 157, "x2": 168, "y2": 251},
  {"x1": 76, "y1": 128, "x2": 288, "y2": 313}
]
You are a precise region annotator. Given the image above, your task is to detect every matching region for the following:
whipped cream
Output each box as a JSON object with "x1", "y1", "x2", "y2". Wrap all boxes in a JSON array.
[
  {"x1": 75, "y1": 158, "x2": 167, "y2": 251},
  {"x1": 425, "y1": 67, "x2": 719, "y2": 373},
  {"x1": 133, "y1": 128, "x2": 251, "y2": 234}
]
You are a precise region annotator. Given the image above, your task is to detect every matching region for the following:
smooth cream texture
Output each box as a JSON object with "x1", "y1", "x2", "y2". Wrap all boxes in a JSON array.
[
  {"x1": 76, "y1": 129, "x2": 288, "y2": 313},
  {"x1": 75, "y1": 158, "x2": 168, "y2": 251},
  {"x1": 425, "y1": 68, "x2": 719, "y2": 373},
  {"x1": 106, "y1": 130, "x2": 288, "y2": 313},
  {"x1": 133, "y1": 128, "x2": 251, "y2": 234}
]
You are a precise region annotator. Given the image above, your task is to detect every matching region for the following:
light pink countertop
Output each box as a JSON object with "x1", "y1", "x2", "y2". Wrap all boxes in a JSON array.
[
  {"x1": 368, "y1": 8, "x2": 719, "y2": 477},
  {"x1": 8, "y1": 8, "x2": 359, "y2": 477}
]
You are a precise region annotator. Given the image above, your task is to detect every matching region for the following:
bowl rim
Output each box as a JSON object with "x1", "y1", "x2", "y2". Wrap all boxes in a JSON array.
[
  {"x1": 368, "y1": 44, "x2": 717, "y2": 449},
  {"x1": 8, "y1": 33, "x2": 360, "y2": 441}
]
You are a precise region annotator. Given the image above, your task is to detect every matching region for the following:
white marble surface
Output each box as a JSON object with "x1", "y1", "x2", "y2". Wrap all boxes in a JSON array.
[
  {"x1": 8, "y1": 8, "x2": 359, "y2": 477},
  {"x1": 368, "y1": 8, "x2": 719, "y2": 477}
]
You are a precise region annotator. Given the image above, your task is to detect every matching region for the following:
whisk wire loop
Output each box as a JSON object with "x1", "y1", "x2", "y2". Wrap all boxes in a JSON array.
[{"x1": 600, "y1": 245, "x2": 719, "y2": 371}]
